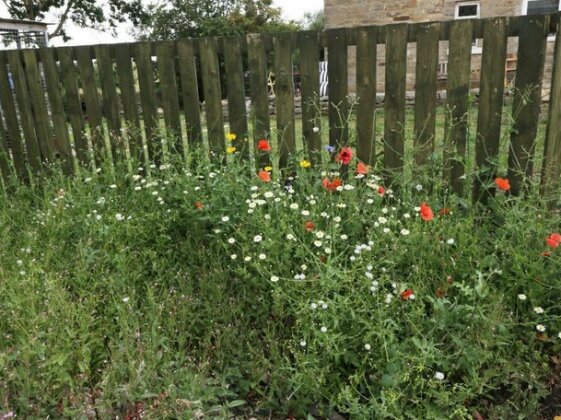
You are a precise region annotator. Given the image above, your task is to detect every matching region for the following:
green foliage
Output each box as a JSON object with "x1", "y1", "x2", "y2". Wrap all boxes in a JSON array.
[
  {"x1": 135, "y1": 0, "x2": 300, "y2": 41},
  {"x1": 0, "y1": 151, "x2": 560, "y2": 418},
  {"x1": 4, "y1": 0, "x2": 150, "y2": 40}
]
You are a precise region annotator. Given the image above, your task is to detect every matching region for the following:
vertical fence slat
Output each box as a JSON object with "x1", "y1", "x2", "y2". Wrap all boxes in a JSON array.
[
  {"x1": 541, "y1": 14, "x2": 561, "y2": 196},
  {"x1": 273, "y1": 32, "x2": 296, "y2": 172},
  {"x1": 383, "y1": 24, "x2": 408, "y2": 185},
  {"x1": 356, "y1": 26, "x2": 377, "y2": 166},
  {"x1": 444, "y1": 19, "x2": 473, "y2": 193},
  {"x1": 247, "y1": 33, "x2": 271, "y2": 169},
  {"x1": 299, "y1": 31, "x2": 322, "y2": 165},
  {"x1": 114, "y1": 43, "x2": 142, "y2": 161},
  {"x1": 507, "y1": 14, "x2": 549, "y2": 196},
  {"x1": 199, "y1": 37, "x2": 225, "y2": 161},
  {"x1": 177, "y1": 39, "x2": 203, "y2": 148},
  {"x1": 39, "y1": 48, "x2": 74, "y2": 175},
  {"x1": 327, "y1": 28, "x2": 349, "y2": 149},
  {"x1": 473, "y1": 17, "x2": 508, "y2": 203},
  {"x1": 0, "y1": 52, "x2": 26, "y2": 179},
  {"x1": 95, "y1": 45, "x2": 122, "y2": 160},
  {"x1": 414, "y1": 22, "x2": 440, "y2": 166},
  {"x1": 74, "y1": 46, "x2": 104, "y2": 163},
  {"x1": 223, "y1": 36, "x2": 249, "y2": 158},
  {"x1": 134, "y1": 42, "x2": 159, "y2": 163},
  {"x1": 22, "y1": 50, "x2": 52, "y2": 162},
  {"x1": 58, "y1": 47, "x2": 89, "y2": 165},
  {"x1": 0, "y1": 103, "x2": 10, "y2": 183},
  {"x1": 7, "y1": 50, "x2": 42, "y2": 171},
  {"x1": 156, "y1": 41, "x2": 183, "y2": 156}
]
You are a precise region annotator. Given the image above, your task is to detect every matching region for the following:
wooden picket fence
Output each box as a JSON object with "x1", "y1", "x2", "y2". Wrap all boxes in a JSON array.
[{"x1": 0, "y1": 13, "x2": 560, "y2": 201}]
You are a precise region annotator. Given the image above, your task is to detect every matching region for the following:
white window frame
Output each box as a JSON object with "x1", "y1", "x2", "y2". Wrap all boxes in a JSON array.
[
  {"x1": 455, "y1": 1, "x2": 482, "y2": 53},
  {"x1": 521, "y1": 0, "x2": 561, "y2": 41}
]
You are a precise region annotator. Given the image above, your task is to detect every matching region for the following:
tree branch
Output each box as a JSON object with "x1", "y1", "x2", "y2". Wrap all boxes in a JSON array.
[{"x1": 48, "y1": 0, "x2": 74, "y2": 39}]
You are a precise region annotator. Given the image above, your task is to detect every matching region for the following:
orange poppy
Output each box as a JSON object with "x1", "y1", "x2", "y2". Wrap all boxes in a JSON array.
[
  {"x1": 335, "y1": 147, "x2": 353, "y2": 165},
  {"x1": 194, "y1": 201, "x2": 203, "y2": 210},
  {"x1": 257, "y1": 139, "x2": 272, "y2": 152},
  {"x1": 439, "y1": 207, "x2": 451, "y2": 216},
  {"x1": 419, "y1": 202, "x2": 434, "y2": 221},
  {"x1": 377, "y1": 186, "x2": 385, "y2": 196},
  {"x1": 401, "y1": 289, "x2": 414, "y2": 301},
  {"x1": 258, "y1": 170, "x2": 271, "y2": 182},
  {"x1": 495, "y1": 177, "x2": 510, "y2": 191},
  {"x1": 546, "y1": 232, "x2": 561, "y2": 248},
  {"x1": 304, "y1": 221, "x2": 315, "y2": 232},
  {"x1": 322, "y1": 177, "x2": 342, "y2": 191},
  {"x1": 355, "y1": 161, "x2": 369, "y2": 175}
]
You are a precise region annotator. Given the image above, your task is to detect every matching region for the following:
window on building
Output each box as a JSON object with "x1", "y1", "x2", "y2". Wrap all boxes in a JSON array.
[
  {"x1": 522, "y1": 0, "x2": 561, "y2": 15},
  {"x1": 455, "y1": 1, "x2": 480, "y2": 19},
  {"x1": 454, "y1": 2, "x2": 481, "y2": 51}
]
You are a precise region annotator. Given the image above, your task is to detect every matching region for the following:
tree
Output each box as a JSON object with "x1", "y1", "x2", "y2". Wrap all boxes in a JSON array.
[
  {"x1": 2, "y1": 0, "x2": 150, "y2": 40},
  {"x1": 135, "y1": 0, "x2": 300, "y2": 41},
  {"x1": 302, "y1": 10, "x2": 324, "y2": 31}
]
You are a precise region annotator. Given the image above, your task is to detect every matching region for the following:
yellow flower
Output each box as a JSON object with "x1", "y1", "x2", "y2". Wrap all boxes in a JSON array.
[
  {"x1": 299, "y1": 160, "x2": 311, "y2": 168},
  {"x1": 226, "y1": 133, "x2": 237, "y2": 141},
  {"x1": 226, "y1": 146, "x2": 237, "y2": 154},
  {"x1": 264, "y1": 166, "x2": 273, "y2": 172}
]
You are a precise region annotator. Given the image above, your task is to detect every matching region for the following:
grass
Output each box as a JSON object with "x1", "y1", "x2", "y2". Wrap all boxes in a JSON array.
[{"x1": 1, "y1": 142, "x2": 561, "y2": 418}]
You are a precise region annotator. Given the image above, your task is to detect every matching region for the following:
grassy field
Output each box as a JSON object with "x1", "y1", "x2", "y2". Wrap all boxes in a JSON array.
[{"x1": 1, "y1": 138, "x2": 561, "y2": 418}]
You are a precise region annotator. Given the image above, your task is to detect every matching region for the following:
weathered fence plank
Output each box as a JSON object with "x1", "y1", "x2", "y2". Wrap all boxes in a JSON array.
[
  {"x1": 414, "y1": 22, "x2": 440, "y2": 166},
  {"x1": 134, "y1": 42, "x2": 160, "y2": 163},
  {"x1": 95, "y1": 45, "x2": 122, "y2": 160},
  {"x1": 177, "y1": 39, "x2": 203, "y2": 148},
  {"x1": 199, "y1": 37, "x2": 225, "y2": 161},
  {"x1": 0, "y1": 53, "x2": 26, "y2": 179},
  {"x1": 383, "y1": 23, "x2": 408, "y2": 184},
  {"x1": 356, "y1": 26, "x2": 377, "y2": 166},
  {"x1": 327, "y1": 28, "x2": 349, "y2": 149},
  {"x1": 507, "y1": 14, "x2": 549, "y2": 196},
  {"x1": 38, "y1": 48, "x2": 74, "y2": 175},
  {"x1": 444, "y1": 19, "x2": 473, "y2": 194},
  {"x1": 298, "y1": 31, "x2": 322, "y2": 165},
  {"x1": 58, "y1": 47, "x2": 89, "y2": 165},
  {"x1": 223, "y1": 36, "x2": 249, "y2": 158},
  {"x1": 247, "y1": 33, "x2": 271, "y2": 169},
  {"x1": 22, "y1": 49, "x2": 52, "y2": 162},
  {"x1": 156, "y1": 41, "x2": 183, "y2": 156},
  {"x1": 273, "y1": 32, "x2": 296, "y2": 173},
  {"x1": 114, "y1": 43, "x2": 142, "y2": 161},
  {"x1": 0, "y1": 104, "x2": 10, "y2": 183},
  {"x1": 74, "y1": 46, "x2": 104, "y2": 162},
  {"x1": 473, "y1": 17, "x2": 508, "y2": 203},
  {"x1": 541, "y1": 14, "x2": 561, "y2": 197},
  {"x1": 7, "y1": 50, "x2": 42, "y2": 171}
]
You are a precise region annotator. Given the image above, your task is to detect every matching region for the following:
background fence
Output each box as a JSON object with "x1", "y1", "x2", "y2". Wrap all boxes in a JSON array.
[{"x1": 0, "y1": 13, "x2": 560, "y2": 201}]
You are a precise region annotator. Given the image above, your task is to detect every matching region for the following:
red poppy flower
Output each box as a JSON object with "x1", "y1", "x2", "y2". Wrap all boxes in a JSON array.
[
  {"x1": 335, "y1": 147, "x2": 353, "y2": 165},
  {"x1": 546, "y1": 232, "x2": 561, "y2": 248},
  {"x1": 419, "y1": 202, "x2": 434, "y2": 221},
  {"x1": 439, "y1": 207, "x2": 451, "y2": 216},
  {"x1": 257, "y1": 139, "x2": 272, "y2": 152},
  {"x1": 304, "y1": 221, "x2": 315, "y2": 232},
  {"x1": 495, "y1": 177, "x2": 510, "y2": 191},
  {"x1": 401, "y1": 289, "x2": 414, "y2": 301},
  {"x1": 355, "y1": 161, "x2": 369, "y2": 175},
  {"x1": 322, "y1": 177, "x2": 343, "y2": 191},
  {"x1": 194, "y1": 201, "x2": 203, "y2": 210},
  {"x1": 377, "y1": 186, "x2": 385, "y2": 196},
  {"x1": 258, "y1": 170, "x2": 271, "y2": 182}
]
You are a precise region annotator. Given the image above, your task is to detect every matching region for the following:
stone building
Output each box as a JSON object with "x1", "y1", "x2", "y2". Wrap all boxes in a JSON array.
[{"x1": 324, "y1": 0, "x2": 560, "y2": 93}]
